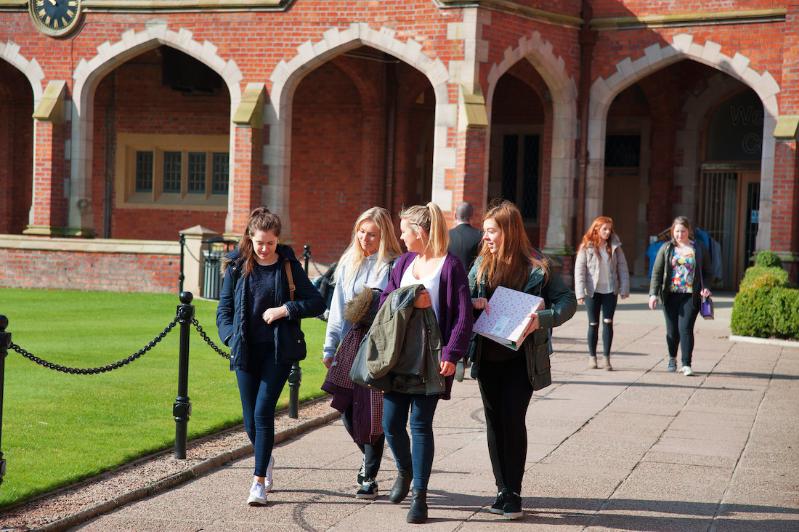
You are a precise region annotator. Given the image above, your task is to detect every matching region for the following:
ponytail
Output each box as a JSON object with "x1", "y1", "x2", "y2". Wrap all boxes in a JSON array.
[{"x1": 399, "y1": 202, "x2": 450, "y2": 258}]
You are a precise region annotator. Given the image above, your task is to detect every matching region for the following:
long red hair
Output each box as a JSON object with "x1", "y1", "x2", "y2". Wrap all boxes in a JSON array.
[
  {"x1": 476, "y1": 200, "x2": 549, "y2": 290},
  {"x1": 579, "y1": 216, "x2": 614, "y2": 254}
]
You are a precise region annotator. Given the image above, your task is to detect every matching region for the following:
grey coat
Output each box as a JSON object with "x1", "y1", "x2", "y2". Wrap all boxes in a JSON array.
[{"x1": 574, "y1": 235, "x2": 630, "y2": 298}]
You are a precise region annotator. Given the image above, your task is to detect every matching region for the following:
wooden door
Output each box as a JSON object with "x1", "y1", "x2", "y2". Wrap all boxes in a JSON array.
[{"x1": 603, "y1": 170, "x2": 640, "y2": 272}]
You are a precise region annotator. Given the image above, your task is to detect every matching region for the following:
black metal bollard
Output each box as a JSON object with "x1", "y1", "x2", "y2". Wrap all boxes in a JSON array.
[
  {"x1": 173, "y1": 292, "x2": 194, "y2": 459},
  {"x1": 178, "y1": 233, "x2": 186, "y2": 295},
  {"x1": 0, "y1": 315, "x2": 9, "y2": 485}
]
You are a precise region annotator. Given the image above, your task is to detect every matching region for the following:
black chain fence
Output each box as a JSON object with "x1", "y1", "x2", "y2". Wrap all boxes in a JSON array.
[
  {"x1": 8, "y1": 318, "x2": 179, "y2": 375},
  {"x1": 191, "y1": 318, "x2": 231, "y2": 360}
]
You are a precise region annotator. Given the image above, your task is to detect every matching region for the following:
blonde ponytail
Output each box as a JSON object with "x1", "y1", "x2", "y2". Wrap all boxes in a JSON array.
[{"x1": 426, "y1": 202, "x2": 449, "y2": 257}]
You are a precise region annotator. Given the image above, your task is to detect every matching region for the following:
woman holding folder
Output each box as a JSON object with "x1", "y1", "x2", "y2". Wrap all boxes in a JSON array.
[{"x1": 469, "y1": 200, "x2": 576, "y2": 519}]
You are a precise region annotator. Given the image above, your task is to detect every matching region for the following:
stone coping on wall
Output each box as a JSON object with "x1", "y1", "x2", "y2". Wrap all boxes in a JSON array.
[{"x1": 0, "y1": 235, "x2": 179, "y2": 255}]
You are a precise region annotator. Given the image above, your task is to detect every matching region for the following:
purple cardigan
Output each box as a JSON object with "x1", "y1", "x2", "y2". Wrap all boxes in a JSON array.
[{"x1": 379, "y1": 252, "x2": 474, "y2": 399}]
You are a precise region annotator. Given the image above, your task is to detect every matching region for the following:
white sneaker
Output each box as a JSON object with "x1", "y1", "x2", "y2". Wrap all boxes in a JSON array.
[
  {"x1": 264, "y1": 455, "x2": 275, "y2": 492},
  {"x1": 247, "y1": 481, "x2": 267, "y2": 506},
  {"x1": 682, "y1": 366, "x2": 694, "y2": 376}
]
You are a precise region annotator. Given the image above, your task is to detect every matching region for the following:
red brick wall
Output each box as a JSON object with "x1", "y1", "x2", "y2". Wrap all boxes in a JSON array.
[
  {"x1": 91, "y1": 48, "x2": 230, "y2": 240},
  {"x1": 0, "y1": 61, "x2": 33, "y2": 234},
  {"x1": 0, "y1": 249, "x2": 178, "y2": 292},
  {"x1": 591, "y1": 0, "x2": 780, "y2": 18}
]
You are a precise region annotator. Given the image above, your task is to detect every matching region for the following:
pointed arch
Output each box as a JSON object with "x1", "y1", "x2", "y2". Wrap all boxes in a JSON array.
[
  {"x1": 485, "y1": 32, "x2": 578, "y2": 252},
  {"x1": 69, "y1": 24, "x2": 243, "y2": 232},
  {"x1": 262, "y1": 23, "x2": 454, "y2": 236},
  {"x1": 0, "y1": 40, "x2": 45, "y2": 103},
  {"x1": 587, "y1": 34, "x2": 779, "y2": 250}
]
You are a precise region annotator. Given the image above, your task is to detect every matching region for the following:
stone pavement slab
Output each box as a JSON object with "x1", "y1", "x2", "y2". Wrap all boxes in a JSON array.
[{"x1": 76, "y1": 294, "x2": 799, "y2": 531}]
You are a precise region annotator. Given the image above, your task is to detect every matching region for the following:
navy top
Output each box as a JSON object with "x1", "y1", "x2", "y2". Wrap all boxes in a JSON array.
[{"x1": 247, "y1": 261, "x2": 281, "y2": 345}]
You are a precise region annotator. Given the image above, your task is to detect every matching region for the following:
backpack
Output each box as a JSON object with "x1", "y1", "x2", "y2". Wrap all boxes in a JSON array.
[{"x1": 311, "y1": 261, "x2": 337, "y2": 321}]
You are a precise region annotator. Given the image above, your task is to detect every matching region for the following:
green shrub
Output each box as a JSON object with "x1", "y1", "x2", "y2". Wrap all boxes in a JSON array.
[
  {"x1": 739, "y1": 266, "x2": 789, "y2": 291},
  {"x1": 771, "y1": 287, "x2": 799, "y2": 339},
  {"x1": 731, "y1": 288, "x2": 775, "y2": 337},
  {"x1": 755, "y1": 250, "x2": 783, "y2": 268}
]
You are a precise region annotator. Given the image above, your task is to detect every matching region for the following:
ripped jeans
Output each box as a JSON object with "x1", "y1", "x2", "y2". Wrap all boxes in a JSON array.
[{"x1": 584, "y1": 292, "x2": 618, "y2": 357}]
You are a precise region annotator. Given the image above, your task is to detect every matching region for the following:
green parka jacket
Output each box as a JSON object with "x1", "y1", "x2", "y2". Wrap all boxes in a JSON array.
[{"x1": 468, "y1": 257, "x2": 576, "y2": 391}]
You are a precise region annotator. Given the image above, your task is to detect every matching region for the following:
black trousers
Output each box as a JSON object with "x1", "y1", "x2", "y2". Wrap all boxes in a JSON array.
[
  {"x1": 584, "y1": 292, "x2": 618, "y2": 357},
  {"x1": 477, "y1": 354, "x2": 534, "y2": 494},
  {"x1": 341, "y1": 406, "x2": 385, "y2": 480},
  {"x1": 663, "y1": 293, "x2": 699, "y2": 366}
]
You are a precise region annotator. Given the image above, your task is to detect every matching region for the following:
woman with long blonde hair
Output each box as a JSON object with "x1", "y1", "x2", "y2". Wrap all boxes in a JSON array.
[
  {"x1": 320, "y1": 206, "x2": 402, "y2": 499},
  {"x1": 469, "y1": 200, "x2": 576, "y2": 519},
  {"x1": 574, "y1": 216, "x2": 630, "y2": 370},
  {"x1": 377, "y1": 201, "x2": 473, "y2": 524}
]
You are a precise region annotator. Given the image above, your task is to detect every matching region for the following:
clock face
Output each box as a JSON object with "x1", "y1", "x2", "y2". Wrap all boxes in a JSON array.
[{"x1": 29, "y1": 0, "x2": 81, "y2": 36}]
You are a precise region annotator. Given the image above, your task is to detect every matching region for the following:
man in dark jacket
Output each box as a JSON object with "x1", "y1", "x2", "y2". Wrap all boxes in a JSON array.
[{"x1": 448, "y1": 202, "x2": 482, "y2": 272}]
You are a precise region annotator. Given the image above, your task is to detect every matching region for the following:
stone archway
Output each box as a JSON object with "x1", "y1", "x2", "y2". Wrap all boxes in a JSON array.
[
  {"x1": 264, "y1": 23, "x2": 453, "y2": 237},
  {"x1": 70, "y1": 24, "x2": 243, "y2": 233},
  {"x1": 485, "y1": 31, "x2": 578, "y2": 253},
  {"x1": 587, "y1": 34, "x2": 780, "y2": 251}
]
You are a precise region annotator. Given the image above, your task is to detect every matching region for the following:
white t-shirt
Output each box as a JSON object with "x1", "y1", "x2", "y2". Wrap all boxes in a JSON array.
[{"x1": 400, "y1": 255, "x2": 446, "y2": 321}]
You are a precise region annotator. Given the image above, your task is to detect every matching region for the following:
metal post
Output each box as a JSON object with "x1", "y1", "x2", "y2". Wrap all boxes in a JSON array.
[
  {"x1": 287, "y1": 245, "x2": 311, "y2": 419},
  {"x1": 178, "y1": 233, "x2": 186, "y2": 295},
  {"x1": 173, "y1": 292, "x2": 194, "y2": 459},
  {"x1": 0, "y1": 316, "x2": 9, "y2": 485}
]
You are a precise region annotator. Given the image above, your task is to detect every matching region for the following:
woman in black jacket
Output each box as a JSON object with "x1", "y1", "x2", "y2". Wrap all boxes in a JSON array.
[
  {"x1": 216, "y1": 207, "x2": 324, "y2": 506},
  {"x1": 469, "y1": 201, "x2": 576, "y2": 520}
]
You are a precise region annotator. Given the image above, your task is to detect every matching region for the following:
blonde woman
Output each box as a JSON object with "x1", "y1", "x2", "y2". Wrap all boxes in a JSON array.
[
  {"x1": 320, "y1": 207, "x2": 402, "y2": 499},
  {"x1": 377, "y1": 202, "x2": 473, "y2": 524}
]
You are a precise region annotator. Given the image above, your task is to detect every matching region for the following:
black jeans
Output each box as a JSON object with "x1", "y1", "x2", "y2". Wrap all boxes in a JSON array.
[
  {"x1": 477, "y1": 354, "x2": 534, "y2": 494},
  {"x1": 584, "y1": 292, "x2": 618, "y2": 357},
  {"x1": 663, "y1": 293, "x2": 699, "y2": 366},
  {"x1": 341, "y1": 407, "x2": 385, "y2": 480}
]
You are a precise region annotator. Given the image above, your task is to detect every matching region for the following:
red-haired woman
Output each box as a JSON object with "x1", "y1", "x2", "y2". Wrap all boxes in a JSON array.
[
  {"x1": 469, "y1": 200, "x2": 576, "y2": 519},
  {"x1": 574, "y1": 216, "x2": 630, "y2": 370},
  {"x1": 217, "y1": 207, "x2": 325, "y2": 506}
]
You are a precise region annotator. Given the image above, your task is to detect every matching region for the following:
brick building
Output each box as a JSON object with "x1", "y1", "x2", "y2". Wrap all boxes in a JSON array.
[{"x1": 0, "y1": 0, "x2": 797, "y2": 292}]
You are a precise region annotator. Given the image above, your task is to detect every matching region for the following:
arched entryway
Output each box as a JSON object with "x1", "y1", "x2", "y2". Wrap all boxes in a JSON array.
[
  {"x1": 288, "y1": 46, "x2": 435, "y2": 262},
  {"x1": 0, "y1": 60, "x2": 33, "y2": 234},
  {"x1": 89, "y1": 46, "x2": 231, "y2": 239}
]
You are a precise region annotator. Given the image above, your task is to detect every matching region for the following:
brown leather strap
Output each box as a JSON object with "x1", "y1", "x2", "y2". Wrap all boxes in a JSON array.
[{"x1": 284, "y1": 261, "x2": 295, "y2": 301}]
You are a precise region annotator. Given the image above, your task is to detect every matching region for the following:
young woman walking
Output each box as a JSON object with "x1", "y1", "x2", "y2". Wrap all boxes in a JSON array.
[
  {"x1": 469, "y1": 200, "x2": 576, "y2": 519},
  {"x1": 320, "y1": 207, "x2": 402, "y2": 499},
  {"x1": 574, "y1": 216, "x2": 630, "y2": 370},
  {"x1": 648, "y1": 216, "x2": 712, "y2": 376},
  {"x1": 378, "y1": 202, "x2": 473, "y2": 524},
  {"x1": 216, "y1": 207, "x2": 325, "y2": 506}
]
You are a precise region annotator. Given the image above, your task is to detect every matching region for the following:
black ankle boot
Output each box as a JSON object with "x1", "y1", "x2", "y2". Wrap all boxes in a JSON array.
[
  {"x1": 406, "y1": 489, "x2": 428, "y2": 524},
  {"x1": 388, "y1": 470, "x2": 412, "y2": 504}
]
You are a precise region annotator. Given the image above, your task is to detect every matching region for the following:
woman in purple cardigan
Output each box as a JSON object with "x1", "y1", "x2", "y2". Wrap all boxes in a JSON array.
[{"x1": 378, "y1": 202, "x2": 473, "y2": 524}]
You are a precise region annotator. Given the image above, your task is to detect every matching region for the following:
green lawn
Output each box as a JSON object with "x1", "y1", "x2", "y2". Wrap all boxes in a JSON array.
[{"x1": 0, "y1": 288, "x2": 329, "y2": 508}]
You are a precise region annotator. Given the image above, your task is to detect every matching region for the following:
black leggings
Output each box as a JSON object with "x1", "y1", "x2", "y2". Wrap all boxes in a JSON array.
[
  {"x1": 663, "y1": 293, "x2": 699, "y2": 366},
  {"x1": 584, "y1": 292, "x2": 618, "y2": 357},
  {"x1": 341, "y1": 407, "x2": 385, "y2": 480}
]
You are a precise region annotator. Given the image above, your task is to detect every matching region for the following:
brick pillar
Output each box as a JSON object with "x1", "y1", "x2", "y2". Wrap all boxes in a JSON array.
[
  {"x1": 227, "y1": 124, "x2": 263, "y2": 237},
  {"x1": 454, "y1": 127, "x2": 488, "y2": 221},
  {"x1": 24, "y1": 118, "x2": 68, "y2": 235},
  {"x1": 772, "y1": 140, "x2": 799, "y2": 281}
]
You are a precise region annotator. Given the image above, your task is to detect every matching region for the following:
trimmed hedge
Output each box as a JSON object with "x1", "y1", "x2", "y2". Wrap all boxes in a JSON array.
[
  {"x1": 754, "y1": 250, "x2": 782, "y2": 268},
  {"x1": 731, "y1": 258, "x2": 798, "y2": 340},
  {"x1": 739, "y1": 266, "x2": 790, "y2": 291}
]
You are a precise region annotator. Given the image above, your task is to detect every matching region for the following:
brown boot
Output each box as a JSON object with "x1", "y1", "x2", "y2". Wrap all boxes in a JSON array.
[
  {"x1": 588, "y1": 356, "x2": 597, "y2": 369},
  {"x1": 604, "y1": 356, "x2": 613, "y2": 371}
]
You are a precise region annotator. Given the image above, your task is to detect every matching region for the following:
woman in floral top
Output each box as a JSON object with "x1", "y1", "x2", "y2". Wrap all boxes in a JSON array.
[{"x1": 648, "y1": 216, "x2": 713, "y2": 376}]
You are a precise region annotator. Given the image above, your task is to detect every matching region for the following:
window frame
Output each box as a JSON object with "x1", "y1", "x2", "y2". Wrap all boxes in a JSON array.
[{"x1": 117, "y1": 133, "x2": 229, "y2": 211}]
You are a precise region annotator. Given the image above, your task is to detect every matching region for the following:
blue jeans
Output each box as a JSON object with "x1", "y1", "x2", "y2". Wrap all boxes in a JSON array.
[
  {"x1": 382, "y1": 392, "x2": 439, "y2": 490},
  {"x1": 236, "y1": 344, "x2": 292, "y2": 477}
]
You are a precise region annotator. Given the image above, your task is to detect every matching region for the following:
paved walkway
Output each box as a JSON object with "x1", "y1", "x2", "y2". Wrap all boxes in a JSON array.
[{"x1": 78, "y1": 294, "x2": 799, "y2": 531}]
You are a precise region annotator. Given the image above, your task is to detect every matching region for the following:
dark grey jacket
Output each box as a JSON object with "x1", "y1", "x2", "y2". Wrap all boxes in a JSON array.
[
  {"x1": 649, "y1": 240, "x2": 712, "y2": 305},
  {"x1": 468, "y1": 258, "x2": 577, "y2": 391},
  {"x1": 216, "y1": 245, "x2": 325, "y2": 371}
]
